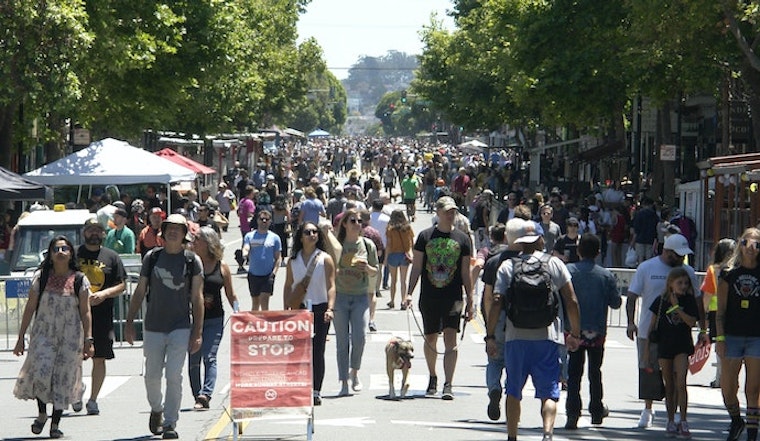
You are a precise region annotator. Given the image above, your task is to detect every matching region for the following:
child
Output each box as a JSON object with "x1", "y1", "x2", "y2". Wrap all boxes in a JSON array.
[{"x1": 645, "y1": 267, "x2": 698, "y2": 439}]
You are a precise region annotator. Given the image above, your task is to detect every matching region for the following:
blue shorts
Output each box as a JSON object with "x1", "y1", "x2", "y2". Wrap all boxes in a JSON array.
[
  {"x1": 504, "y1": 340, "x2": 561, "y2": 401},
  {"x1": 724, "y1": 335, "x2": 760, "y2": 359},
  {"x1": 386, "y1": 252, "x2": 410, "y2": 267}
]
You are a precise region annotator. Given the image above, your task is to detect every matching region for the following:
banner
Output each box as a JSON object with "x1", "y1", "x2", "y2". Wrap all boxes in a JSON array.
[
  {"x1": 230, "y1": 310, "x2": 313, "y2": 420},
  {"x1": 688, "y1": 341, "x2": 711, "y2": 375}
]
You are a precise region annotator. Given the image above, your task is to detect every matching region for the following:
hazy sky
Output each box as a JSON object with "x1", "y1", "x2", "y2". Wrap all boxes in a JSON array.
[{"x1": 297, "y1": 0, "x2": 457, "y2": 80}]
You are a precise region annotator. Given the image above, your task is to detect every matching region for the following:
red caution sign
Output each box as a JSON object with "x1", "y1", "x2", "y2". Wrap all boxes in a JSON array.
[
  {"x1": 688, "y1": 341, "x2": 711, "y2": 375},
  {"x1": 230, "y1": 310, "x2": 313, "y2": 420}
]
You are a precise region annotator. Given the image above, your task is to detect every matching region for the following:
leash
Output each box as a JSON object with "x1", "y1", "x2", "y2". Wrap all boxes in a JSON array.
[{"x1": 404, "y1": 306, "x2": 460, "y2": 355}]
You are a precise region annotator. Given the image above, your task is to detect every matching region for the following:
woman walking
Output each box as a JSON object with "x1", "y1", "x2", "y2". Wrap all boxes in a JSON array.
[
  {"x1": 717, "y1": 228, "x2": 760, "y2": 441},
  {"x1": 333, "y1": 208, "x2": 378, "y2": 396},
  {"x1": 385, "y1": 209, "x2": 414, "y2": 309},
  {"x1": 189, "y1": 227, "x2": 239, "y2": 410},
  {"x1": 13, "y1": 236, "x2": 93, "y2": 439},
  {"x1": 284, "y1": 222, "x2": 336, "y2": 405}
]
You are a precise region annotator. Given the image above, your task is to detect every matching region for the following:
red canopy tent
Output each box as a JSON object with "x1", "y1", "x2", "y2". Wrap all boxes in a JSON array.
[{"x1": 154, "y1": 148, "x2": 216, "y2": 175}]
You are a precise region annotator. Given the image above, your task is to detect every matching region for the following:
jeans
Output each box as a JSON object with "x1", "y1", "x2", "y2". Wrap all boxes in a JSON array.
[
  {"x1": 566, "y1": 345, "x2": 605, "y2": 418},
  {"x1": 486, "y1": 310, "x2": 507, "y2": 394},
  {"x1": 143, "y1": 329, "x2": 190, "y2": 428},
  {"x1": 188, "y1": 316, "x2": 224, "y2": 398},
  {"x1": 312, "y1": 303, "x2": 331, "y2": 392},
  {"x1": 333, "y1": 293, "x2": 369, "y2": 381}
]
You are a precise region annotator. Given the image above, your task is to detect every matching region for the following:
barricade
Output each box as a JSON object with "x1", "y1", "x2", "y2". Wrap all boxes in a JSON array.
[
  {"x1": 0, "y1": 275, "x2": 32, "y2": 351},
  {"x1": 229, "y1": 310, "x2": 314, "y2": 440}
]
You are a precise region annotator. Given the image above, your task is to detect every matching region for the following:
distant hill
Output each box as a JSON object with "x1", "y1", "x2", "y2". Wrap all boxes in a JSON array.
[{"x1": 342, "y1": 51, "x2": 418, "y2": 115}]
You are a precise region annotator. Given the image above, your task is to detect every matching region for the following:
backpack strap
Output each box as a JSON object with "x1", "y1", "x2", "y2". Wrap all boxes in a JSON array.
[
  {"x1": 145, "y1": 247, "x2": 163, "y2": 302},
  {"x1": 37, "y1": 270, "x2": 84, "y2": 315}
]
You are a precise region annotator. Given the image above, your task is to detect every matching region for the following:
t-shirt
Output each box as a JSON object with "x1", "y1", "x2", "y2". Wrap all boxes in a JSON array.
[
  {"x1": 414, "y1": 226, "x2": 472, "y2": 300},
  {"x1": 481, "y1": 246, "x2": 518, "y2": 287},
  {"x1": 493, "y1": 250, "x2": 571, "y2": 344},
  {"x1": 104, "y1": 226, "x2": 136, "y2": 254},
  {"x1": 140, "y1": 248, "x2": 203, "y2": 333},
  {"x1": 335, "y1": 237, "x2": 378, "y2": 295},
  {"x1": 719, "y1": 265, "x2": 760, "y2": 337},
  {"x1": 401, "y1": 177, "x2": 419, "y2": 199},
  {"x1": 238, "y1": 197, "x2": 255, "y2": 234},
  {"x1": 649, "y1": 294, "x2": 698, "y2": 356},
  {"x1": 300, "y1": 198, "x2": 325, "y2": 224},
  {"x1": 553, "y1": 234, "x2": 580, "y2": 263},
  {"x1": 627, "y1": 256, "x2": 699, "y2": 339},
  {"x1": 78, "y1": 245, "x2": 127, "y2": 330},
  {"x1": 244, "y1": 230, "x2": 282, "y2": 276}
]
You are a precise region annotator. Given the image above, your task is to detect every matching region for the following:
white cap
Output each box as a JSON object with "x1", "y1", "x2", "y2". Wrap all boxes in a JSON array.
[{"x1": 663, "y1": 233, "x2": 693, "y2": 256}]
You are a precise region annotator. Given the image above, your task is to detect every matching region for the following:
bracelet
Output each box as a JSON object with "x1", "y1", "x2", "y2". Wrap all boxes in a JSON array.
[
  {"x1": 715, "y1": 335, "x2": 726, "y2": 342},
  {"x1": 666, "y1": 305, "x2": 681, "y2": 314},
  {"x1": 484, "y1": 335, "x2": 495, "y2": 342},
  {"x1": 85, "y1": 337, "x2": 94, "y2": 343},
  {"x1": 699, "y1": 329, "x2": 708, "y2": 334}
]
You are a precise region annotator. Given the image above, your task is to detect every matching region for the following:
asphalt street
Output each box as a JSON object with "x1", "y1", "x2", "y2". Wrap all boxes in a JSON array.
[{"x1": 1, "y1": 199, "x2": 746, "y2": 440}]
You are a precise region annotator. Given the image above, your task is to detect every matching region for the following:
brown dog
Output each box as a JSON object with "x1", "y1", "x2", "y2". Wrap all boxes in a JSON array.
[{"x1": 385, "y1": 337, "x2": 414, "y2": 399}]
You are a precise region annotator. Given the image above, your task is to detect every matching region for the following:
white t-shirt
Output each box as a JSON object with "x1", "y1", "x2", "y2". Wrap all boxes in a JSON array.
[{"x1": 627, "y1": 256, "x2": 699, "y2": 339}]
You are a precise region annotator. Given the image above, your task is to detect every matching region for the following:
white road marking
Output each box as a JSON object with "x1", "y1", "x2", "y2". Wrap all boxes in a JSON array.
[{"x1": 80, "y1": 375, "x2": 131, "y2": 398}]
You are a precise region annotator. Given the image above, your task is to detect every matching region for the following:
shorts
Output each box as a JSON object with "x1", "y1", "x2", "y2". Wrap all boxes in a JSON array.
[
  {"x1": 504, "y1": 340, "x2": 560, "y2": 401},
  {"x1": 403, "y1": 198, "x2": 416, "y2": 205},
  {"x1": 386, "y1": 252, "x2": 410, "y2": 267},
  {"x1": 93, "y1": 332, "x2": 115, "y2": 359},
  {"x1": 248, "y1": 273, "x2": 275, "y2": 297},
  {"x1": 724, "y1": 335, "x2": 760, "y2": 359},
  {"x1": 418, "y1": 296, "x2": 463, "y2": 335}
]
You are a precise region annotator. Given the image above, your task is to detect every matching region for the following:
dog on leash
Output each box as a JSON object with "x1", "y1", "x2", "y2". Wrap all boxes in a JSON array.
[{"x1": 385, "y1": 337, "x2": 414, "y2": 399}]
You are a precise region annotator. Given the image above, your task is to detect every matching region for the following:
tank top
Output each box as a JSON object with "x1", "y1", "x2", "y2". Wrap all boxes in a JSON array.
[
  {"x1": 203, "y1": 261, "x2": 225, "y2": 319},
  {"x1": 290, "y1": 250, "x2": 328, "y2": 306}
]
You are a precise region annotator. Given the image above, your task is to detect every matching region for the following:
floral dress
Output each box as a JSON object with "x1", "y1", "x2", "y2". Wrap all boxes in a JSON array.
[{"x1": 14, "y1": 271, "x2": 90, "y2": 409}]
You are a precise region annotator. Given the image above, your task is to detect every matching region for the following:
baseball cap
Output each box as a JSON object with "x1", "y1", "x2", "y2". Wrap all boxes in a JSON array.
[
  {"x1": 149, "y1": 207, "x2": 166, "y2": 219},
  {"x1": 114, "y1": 208, "x2": 128, "y2": 218},
  {"x1": 510, "y1": 219, "x2": 541, "y2": 244},
  {"x1": 435, "y1": 196, "x2": 458, "y2": 211},
  {"x1": 663, "y1": 233, "x2": 693, "y2": 256},
  {"x1": 267, "y1": 174, "x2": 275, "y2": 180},
  {"x1": 566, "y1": 217, "x2": 580, "y2": 226},
  {"x1": 83, "y1": 217, "x2": 105, "y2": 231}
]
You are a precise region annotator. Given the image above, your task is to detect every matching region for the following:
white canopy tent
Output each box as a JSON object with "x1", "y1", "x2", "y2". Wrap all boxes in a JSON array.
[{"x1": 25, "y1": 138, "x2": 197, "y2": 185}]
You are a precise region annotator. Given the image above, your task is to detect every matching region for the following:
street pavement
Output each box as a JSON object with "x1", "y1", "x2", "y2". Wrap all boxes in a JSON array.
[{"x1": 0, "y1": 199, "x2": 746, "y2": 440}]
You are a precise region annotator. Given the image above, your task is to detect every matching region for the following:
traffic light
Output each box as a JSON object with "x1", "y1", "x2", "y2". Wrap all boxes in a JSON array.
[{"x1": 401, "y1": 90, "x2": 407, "y2": 103}]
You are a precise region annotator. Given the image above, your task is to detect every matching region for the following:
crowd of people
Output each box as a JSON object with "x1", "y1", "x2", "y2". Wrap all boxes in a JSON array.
[{"x1": 8, "y1": 137, "x2": 759, "y2": 441}]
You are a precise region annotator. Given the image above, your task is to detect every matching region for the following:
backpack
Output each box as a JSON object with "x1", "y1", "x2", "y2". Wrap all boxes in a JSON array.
[
  {"x1": 505, "y1": 253, "x2": 559, "y2": 329},
  {"x1": 144, "y1": 247, "x2": 197, "y2": 302},
  {"x1": 37, "y1": 269, "x2": 85, "y2": 314}
]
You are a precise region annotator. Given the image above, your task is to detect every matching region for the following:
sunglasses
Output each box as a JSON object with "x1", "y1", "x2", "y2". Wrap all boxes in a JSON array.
[
  {"x1": 53, "y1": 245, "x2": 71, "y2": 253},
  {"x1": 303, "y1": 229, "x2": 319, "y2": 236},
  {"x1": 741, "y1": 239, "x2": 760, "y2": 250},
  {"x1": 259, "y1": 217, "x2": 271, "y2": 222},
  {"x1": 348, "y1": 218, "x2": 362, "y2": 224}
]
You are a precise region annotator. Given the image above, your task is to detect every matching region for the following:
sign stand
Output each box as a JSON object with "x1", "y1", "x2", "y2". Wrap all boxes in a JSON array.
[{"x1": 228, "y1": 310, "x2": 314, "y2": 440}]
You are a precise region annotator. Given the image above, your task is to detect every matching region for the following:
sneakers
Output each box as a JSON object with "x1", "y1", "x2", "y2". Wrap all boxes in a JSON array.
[
  {"x1": 637, "y1": 409, "x2": 655, "y2": 428},
  {"x1": 351, "y1": 372, "x2": 363, "y2": 391},
  {"x1": 487, "y1": 389, "x2": 501, "y2": 421},
  {"x1": 727, "y1": 418, "x2": 746, "y2": 441},
  {"x1": 541, "y1": 434, "x2": 553, "y2": 441},
  {"x1": 677, "y1": 421, "x2": 691, "y2": 439},
  {"x1": 162, "y1": 427, "x2": 179, "y2": 439},
  {"x1": 313, "y1": 391, "x2": 322, "y2": 406},
  {"x1": 193, "y1": 394, "x2": 210, "y2": 410},
  {"x1": 338, "y1": 382, "x2": 349, "y2": 397},
  {"x1": 710, "y1": 379, "x2": 721, "y2": 388},
  {"x1": 666, "y1": 420, "x2": 679, "y2": 438},
  {"x1": 591, "y1": 405, "x2": 610, "y2": 425},
  {"x1": 236, "y1": 267, "x2": 247, "y2": 274},
  {"x1": 442, "y1": 383, "x2": 454, "y2": 400},
  {"x1": 368, "y1": 321, "x2": 377, "y2": 332},
  {"x1": 71, "y1": 383, "x2": 86, "y2": 412},
  {"x1": 149, "y1": 411, "x2": 164, "y2": 435},
  {"x1": 426, "y1": 376, "x2": 438, "y2": 395},
  {"x1": 86, "y1": 399, "x2": 99, "y2": 415}
]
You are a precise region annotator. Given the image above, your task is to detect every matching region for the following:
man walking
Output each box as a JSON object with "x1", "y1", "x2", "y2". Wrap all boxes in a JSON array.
[
  {"x1": 104, "y1": 207, "x2": 136, "y2": 254},
  {"x1": 125, "y1": 214, "x2": 204, "y2": 439},
  {"x1": 404, "y1": 196, "x2": 473, "y2": 400},
  {"x1": 564, "y1": 234, "x2": 621, "y2": 429},
  {"x1": 486, "y1": 219, "x2": 582, "y2": 441},
  {"x1": 242, "y1": 209, "x2": 281, "y2": 311},
  {"x1": 625, "y1": 233, "x2": 704, "y2": 429},
  {"x1": 75, "y1": 218, "x2": 127, "y2": 415}
]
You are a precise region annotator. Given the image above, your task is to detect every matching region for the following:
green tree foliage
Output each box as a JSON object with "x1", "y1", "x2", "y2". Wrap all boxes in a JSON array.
[
  {"x1": 374, "y1": 90, "x2": 437, "y2": 136},
  {"x1": 343, "y1": 51, "x2": 418, "y2": 113}
]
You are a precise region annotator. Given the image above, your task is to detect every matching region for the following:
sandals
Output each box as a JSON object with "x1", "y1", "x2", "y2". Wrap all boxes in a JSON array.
[
  {"x1": 387, "y1": 301, "x2": 395, "y2": 309},
  {"x1": 194, "y1": 394, "x2": 210, "y2": 410}
]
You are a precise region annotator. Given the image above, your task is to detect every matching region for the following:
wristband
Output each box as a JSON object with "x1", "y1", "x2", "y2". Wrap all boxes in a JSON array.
[
  {"x1": 85, "y1": 337, "x2": 94, "y2": 343},
  {"x1": 715, "y1": 335, "x2": 726, "y2": 342},
  {"x1": 484, "y1": 335, "x2": 495, "y2": 342},
  {"x1": 666, "y1": 305, "x2": 680, "y2": 314},
  {"x1": 699, "y1": 329, "x2": 708, "y2": 334}
]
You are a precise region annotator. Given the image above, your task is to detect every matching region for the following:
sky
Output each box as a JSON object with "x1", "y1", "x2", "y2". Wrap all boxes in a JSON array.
[{"x1": 297, "y1": 0, "x2": 457, "y2": 80}]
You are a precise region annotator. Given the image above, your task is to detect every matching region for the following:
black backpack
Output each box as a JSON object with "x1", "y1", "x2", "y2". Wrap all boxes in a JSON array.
[{"x1": 505, "y1": 253, "x2": 559, "y2": 329}]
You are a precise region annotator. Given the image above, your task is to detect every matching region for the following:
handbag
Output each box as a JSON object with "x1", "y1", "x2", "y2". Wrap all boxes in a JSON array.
[
  {"x1": 287, "y1": 250, "x2": 321, "y2": 309},
  {"x1": 625, "y1": 248, "x2": 638, "y2": 268}
]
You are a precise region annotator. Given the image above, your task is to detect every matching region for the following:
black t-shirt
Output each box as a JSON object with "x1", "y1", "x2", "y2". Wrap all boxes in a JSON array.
[
  {"x1": 554, "y1": 234, "x2": 580, "y2": 263},
  {"x1": 649, "y1": 294, "x2": 698, "y2": 356},
  {"x1": 204, "y1": 261, "x2": 225, "y2": 319},
  {"x1": 414, "y1": 226, "x2": 472, "y2": 300},
  {"x1": 720, "y1": 265, "x2": 760, "y2": 337},
  {"x1": 77, "y1": 245, "x2": 127, "y2": 328},
  {"x1": 481, "y1": 246, "x2": 518, "y2": 287}
]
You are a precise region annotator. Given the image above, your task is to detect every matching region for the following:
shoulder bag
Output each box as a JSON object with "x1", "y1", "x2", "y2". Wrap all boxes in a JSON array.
[{"x1": 287, "y1": 251, "x2": 322, "y2": 309}]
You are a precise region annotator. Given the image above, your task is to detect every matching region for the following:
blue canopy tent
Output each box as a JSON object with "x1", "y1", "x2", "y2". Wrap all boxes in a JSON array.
[{"x1": 308, "y1": 129, "x2": 330, "y2": 138}]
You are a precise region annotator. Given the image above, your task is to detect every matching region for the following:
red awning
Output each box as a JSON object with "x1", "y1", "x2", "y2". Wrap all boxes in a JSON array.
[{"x1": 154, "y1": 148, "x2": 216, "y2": 175}]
